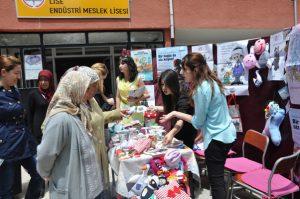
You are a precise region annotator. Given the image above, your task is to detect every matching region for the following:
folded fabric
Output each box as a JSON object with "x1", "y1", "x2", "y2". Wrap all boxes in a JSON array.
[
  {"x1": 154, "y1": 181, "x2": 191, "y2": 199},
  {"x1": 134, "y1": 138, "x2": 152, "y2": 153}
]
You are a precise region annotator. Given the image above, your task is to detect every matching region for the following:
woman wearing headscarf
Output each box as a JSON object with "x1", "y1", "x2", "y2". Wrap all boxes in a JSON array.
[
  {"x1": 27, "y1": 70, "x2": 54, "y2": 143},
  {"x1": 72, "y1": 66, "x2": 122, "y2": 194},
  {"x1": 37, "y1": 70, "x2": 104, "y2": 199}
]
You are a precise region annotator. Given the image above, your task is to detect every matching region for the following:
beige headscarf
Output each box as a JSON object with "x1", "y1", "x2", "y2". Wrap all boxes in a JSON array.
[{"x1": 43, "y1": 70, "x2": 98, "y2": 132}]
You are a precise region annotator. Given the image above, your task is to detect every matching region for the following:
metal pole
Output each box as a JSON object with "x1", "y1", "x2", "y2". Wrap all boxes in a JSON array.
[
  {"x1": 294, "y1": 0, "x2": 298, "y2": 25},
  {"x1": 169, "y1": 0, "x2": 175, "y2": 46}
]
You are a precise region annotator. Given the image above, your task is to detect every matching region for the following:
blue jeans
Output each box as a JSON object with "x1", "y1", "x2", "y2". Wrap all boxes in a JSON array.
[{"x1": 0, "y1": 156, "x2": 44, "y2": 199}]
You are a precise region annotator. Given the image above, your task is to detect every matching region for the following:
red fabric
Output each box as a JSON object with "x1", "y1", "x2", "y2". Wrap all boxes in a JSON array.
[
  {"x1": 241, "y1": 168, "x2": 299, "y2": 197},
  {"x1": 154, "y1": 181, "x2": 190, "y2": 199},
  {"x1": 38, "y1": 70, "x2": 54, "y2": 102}
]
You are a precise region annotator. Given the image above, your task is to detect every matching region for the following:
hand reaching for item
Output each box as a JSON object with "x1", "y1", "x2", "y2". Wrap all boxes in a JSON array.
[
  {"x1": 163, "y1": 132, "x2": 174, "y2": 145},
  {"x1": 159, "y1": 112, "x2": 174, "y2": 124}
]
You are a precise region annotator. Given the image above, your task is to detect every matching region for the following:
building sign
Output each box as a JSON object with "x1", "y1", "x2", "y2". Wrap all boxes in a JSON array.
[{"x1": 15, "y1": 0, "x2": 130, "y2": 18}]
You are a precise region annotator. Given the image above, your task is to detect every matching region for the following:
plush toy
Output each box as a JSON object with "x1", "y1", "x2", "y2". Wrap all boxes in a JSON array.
[
  {"x1": 263, "y1": 101, "x2": 285, "y2": 146},
  {"x1": 258, "y1": 43, "x2": 270, "y2": 69},
  {"x1": 140, "y1": 175, "x2": 160, "y2": 199},
  {"x1": 164, "y1": 150, "x2": 182, "y2": 169},
  {"x1": 253, "y1": 70, "x2": 263, "y2": 87},
  {"x1": 150, "y1": 157, "x2": 168, "y2": 176},
  {"x1": 243, "y1": 46, "x2": 259, "y2": 70},
  {"x1": 254, "y1": 39, "x2": 266, "y2": 55}
]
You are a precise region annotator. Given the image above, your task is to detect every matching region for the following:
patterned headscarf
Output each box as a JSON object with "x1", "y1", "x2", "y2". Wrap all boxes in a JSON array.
[
  {"x1": 43, "y1": 70, "x2": 94, "y2": 132},
  {"x1": 65, "y1": 66, "x2": 100, "y2": 84}
]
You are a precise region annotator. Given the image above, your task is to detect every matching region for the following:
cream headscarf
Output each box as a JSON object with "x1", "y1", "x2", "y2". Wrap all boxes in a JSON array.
[{"x1": 43, "y1": 69, "x2": 99, "y2": 132}]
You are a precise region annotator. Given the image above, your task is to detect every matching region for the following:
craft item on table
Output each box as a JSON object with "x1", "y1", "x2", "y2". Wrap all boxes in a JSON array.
[
  {"x1": 167, "y1": 170, "x2": 188, "y2": 187},
  {"x1": 154, "y1": 180, "x2": 191, "y2": 199},
  {"x1": 127, "y1": 164, "x2": 150, "y2": 195},
  {"x1": 129, "y1": 86, "x2": 146, "y2": 98},
  {"x1": 150, "y1": 157, "x2": 169, "y2": 176},
  {"x1": 123, "y1": 120, "x2": 142, "y2": 129},
  {"x1": 140, "y1": 175, "x2": 160, "y2": 199},
  {"x1": 263, "y1": 101, "x2": 285, "y2": 146},
  {"x1": 108, "y1": 122, "x2": 124, "y2": 135},
  {"x1": 166, "y1": 138, "x2": 184, "y2": 149},
  {"x1": 243, "y1": 46, "x2": 259, "y2": 70},
  {"x1": 164, "y1": 150, "x2": 182, "y2": 169},
  {"x1": 144, "y1": 148, "x2": 168, "y2": 157},
  {"x1": 145, "y1": 110, "x2": 158, "y2": 127},
  {"x1": 134, "y1": 138, "x2": 152, "y2": 154},
  {"x1": 254, "y1": 39, "x2": 266, "y2": 55},
  {"x1": 253, "y1": 69, "x2": 263, "y2": 87},
  {"x1": 193, "y1": 141, "x2": 204, "y2": 151}
]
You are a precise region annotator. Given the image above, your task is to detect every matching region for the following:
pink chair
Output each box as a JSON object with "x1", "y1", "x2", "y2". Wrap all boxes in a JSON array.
[
  {"x1": 225, "y1": 129, "x2": 269, "y2": 173},
  {"x1": 225, "y1": 129, "x2": 269, "y2": 198},
  {"x1": 235, "y1": 151, "x2": 300, "y2": 199}
]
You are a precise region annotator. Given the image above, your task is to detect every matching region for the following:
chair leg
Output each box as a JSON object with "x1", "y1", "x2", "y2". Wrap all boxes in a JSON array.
[{"x1": 226, "y1": 172, "x2": 233, "y2": 199}]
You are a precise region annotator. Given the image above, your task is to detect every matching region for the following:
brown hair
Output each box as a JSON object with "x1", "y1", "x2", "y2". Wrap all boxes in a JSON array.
[
  {"x1": 182, "y1": 53, "x2": 224, "y2": 96},
  {"x1": 91, "y1": 63, "x2": 108, "y2": 93},
  {"x1": 0, "y1": 55, "x2": 21, "y2": 76}
]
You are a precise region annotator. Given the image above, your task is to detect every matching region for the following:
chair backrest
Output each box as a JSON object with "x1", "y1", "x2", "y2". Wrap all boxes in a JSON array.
[
  {"x1": 242, "y1": 129, "x2": 269, "y2": 167},
  {"x1": 267, "y1": 151, "x2": 300, "y2": 197}
]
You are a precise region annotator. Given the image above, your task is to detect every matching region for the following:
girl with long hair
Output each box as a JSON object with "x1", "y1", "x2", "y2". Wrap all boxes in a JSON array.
[
  {"x1": 116, "y1": 52, "x2": 148, "y2": 110},
  {"x1": 160, "y1": 53, "x2": 236, "y2": 199},
  {"x1": 151, "y1": 69, "x2": 197, "y2": 148}
]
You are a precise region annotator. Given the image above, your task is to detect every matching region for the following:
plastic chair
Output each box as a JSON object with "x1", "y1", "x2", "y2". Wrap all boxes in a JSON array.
[
  {"x1": 225, "y1": 129, "x2": 269, "y2": 198},
  {"x1": 234, "y1": 151, "x2": 300, "y2": 199}
]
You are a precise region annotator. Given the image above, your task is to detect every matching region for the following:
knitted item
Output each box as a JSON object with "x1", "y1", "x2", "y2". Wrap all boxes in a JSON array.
[{"x1": 263, "y1": 102, "x2": 285, "y2": 146}]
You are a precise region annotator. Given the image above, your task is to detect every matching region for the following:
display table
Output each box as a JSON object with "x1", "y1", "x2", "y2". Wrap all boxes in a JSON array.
[{"x1": 108, "y1": 146, "x2": 200, "y2": 198}]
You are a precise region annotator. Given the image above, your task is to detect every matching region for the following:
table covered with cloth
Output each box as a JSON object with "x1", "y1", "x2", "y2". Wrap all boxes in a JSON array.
[{"x1": 108, "y1": 146, "x2": 200, "y2": 198}]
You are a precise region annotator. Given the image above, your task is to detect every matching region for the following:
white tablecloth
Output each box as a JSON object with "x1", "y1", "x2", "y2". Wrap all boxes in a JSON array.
[{"x1": 108, "y1": 147, "x2": 200, "y2": 198}]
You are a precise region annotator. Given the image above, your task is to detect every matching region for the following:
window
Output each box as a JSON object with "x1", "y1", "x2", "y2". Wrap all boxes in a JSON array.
[
  {"x1": 89, "y1": 32, "x2": 127, "y2": 43},
  {"x1": 43, "y1": 33, "x2": 85, "y2": 45},
  {"x1": 130, "y1": 31, "x2": 163, "y2": 42},
  {"x1": 0, "y1": 34, "x2": 40, "y2": 46}
]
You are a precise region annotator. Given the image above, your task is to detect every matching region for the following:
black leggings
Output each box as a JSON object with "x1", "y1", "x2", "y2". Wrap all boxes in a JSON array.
[{"x1": 205, "y1": 140, "x2": 233, "y2": 199}]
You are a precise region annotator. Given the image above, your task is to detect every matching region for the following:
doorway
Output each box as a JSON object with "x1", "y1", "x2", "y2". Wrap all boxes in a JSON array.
[{"x1": 45, "y1": 46, "x2": 125, "y2": 96}]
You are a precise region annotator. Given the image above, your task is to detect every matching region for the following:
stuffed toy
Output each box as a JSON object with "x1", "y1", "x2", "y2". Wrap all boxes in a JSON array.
[
  {"x1": 253, "y1": 69, "x2": 263, "y2": 87},
  {"x1": 164, "y1": 150, "x2": 182, "y2": 169},
  {"x1": 243, "y1": 46, "x2": 259, "y2": 70},
  {"x1": 263, "y1": 101, "x2": 285, "y2": 146},
  {"x1": 150, "y1": 157, "x2": 168, "y2": 176},
  {"x1": 254, "y1": 39, "x2": 266, "y2": 55},
  {"x1": 140, "y1": 175, "x2": 160, "y2": 199},
  {"x1": 257, "y1": 43, "x2": 270, "y2": 69}
]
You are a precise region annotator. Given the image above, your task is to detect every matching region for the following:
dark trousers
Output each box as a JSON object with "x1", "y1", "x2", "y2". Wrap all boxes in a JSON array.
[
  {"x1": 0, "y1": 156, "x2": 44, "y2": 199},
  {"x1": 205, "y1": 140, "x2": 233, "y2": 199}
]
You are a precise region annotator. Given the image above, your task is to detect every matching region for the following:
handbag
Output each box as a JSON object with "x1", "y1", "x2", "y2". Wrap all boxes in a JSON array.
[{"x1": 227, "y1": 94, "x2": 243, "y2": 133}]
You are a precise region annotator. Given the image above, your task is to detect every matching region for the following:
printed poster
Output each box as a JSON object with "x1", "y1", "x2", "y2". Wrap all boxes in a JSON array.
[
  {"x1": 289, "y1": 107, "x2": 300, "y2": 185},
  {"x1": 289, "y1": 108, "x2": 300, "y2": 149},
  {"x1": 267, "y1": 31, "x2": 286, "y2": 81},
  {"x1": 24, "y1": 54, "x2": 43, "y2": 80},
  {"x1": 131, "y1": 49, "x2": 153, "y2": 81},
  {"x1": 192, "y1": 44, "x2": 214, "y2": 70},
  {"x1": 286, "y1": 65, "x2": 300, "y2": 105},
  {"x1": 156, "y1": 46, "x2": 188, "y2": 74},
  {"x1": 216, "y1": 40, "x2": 249, "y2": 96}
]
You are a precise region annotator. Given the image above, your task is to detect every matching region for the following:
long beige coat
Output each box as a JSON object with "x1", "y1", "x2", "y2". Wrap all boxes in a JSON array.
[{"x1": 89, "y1": 98, "x2": 122, "y2": 189}]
